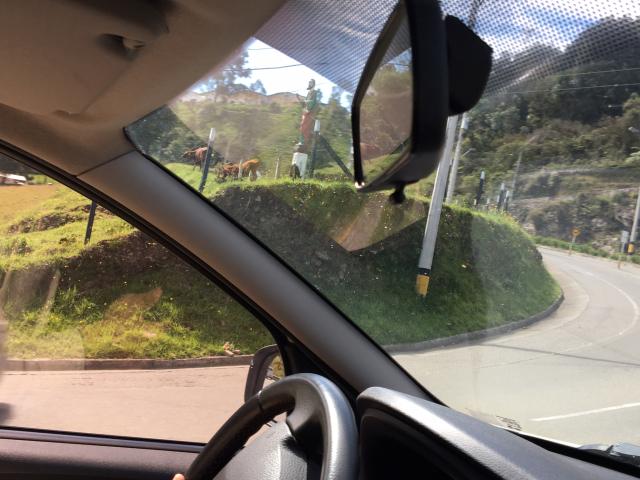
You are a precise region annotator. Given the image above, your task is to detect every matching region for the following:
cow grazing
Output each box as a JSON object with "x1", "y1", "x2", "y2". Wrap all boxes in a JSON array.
[
  {"x1": 217, "y1": 159, "x2": 261, "y2": 181},
  {"x1": 182, "y1": 147, "x2": 208, "y2": 170}
]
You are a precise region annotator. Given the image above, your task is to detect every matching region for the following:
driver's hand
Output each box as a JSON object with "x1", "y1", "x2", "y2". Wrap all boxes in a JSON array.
[{"x1": 172, "y1": 475, "x2": 185, "y2": 480}]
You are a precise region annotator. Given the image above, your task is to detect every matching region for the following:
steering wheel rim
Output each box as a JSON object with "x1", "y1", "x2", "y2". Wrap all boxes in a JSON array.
[{"x1": 186, "y1": 373, "x2": 359, "y2": 480}]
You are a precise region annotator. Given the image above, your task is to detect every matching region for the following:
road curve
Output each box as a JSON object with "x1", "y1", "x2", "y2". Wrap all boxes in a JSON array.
[
  {"x1": 395, "y1": 247, "x2": 640, "y2": 447},
  {"x1": 2, "y1": 247, "x2": 640, "y2": 447}
]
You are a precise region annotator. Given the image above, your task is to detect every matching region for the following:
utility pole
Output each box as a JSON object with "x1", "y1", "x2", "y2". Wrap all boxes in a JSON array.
[
  {"x1": 274, "y1": 148, "x2": 281, "y2": 179},
  {"x1": 198, "y1": 128, "x2": 216, "y2": 193},
  {"x1": 503, "y1": 189, "x2": 511, "y2": 212},
  {"x1": 497, "y1": 182, "x2": 506, "y2": 210},
  {"x1": 474, "y1": 170, "x2": 485, "y2": 208},
  {"x1": 445, "y1": 113, "x2": 469, "y2": 203},
  {"x1": 467, "y1": 0, "x2": 485, "y2": 28},
  {"x1": 618, "y1": 230, "x2": 630, "y2": 268},
  {"x1": 511, "y1": 151, "x2": 522, "y2": 201},
  {"x1": 416, "y1": 117, "x2": 458, "y2": 296},
  {"x1": 629, "y1": 185, "x2": 640, "y2": 255},
  {"x1": 443, "y1": 0, "x2": 484, "y2": 202},
  {"x1": 416, "y1": 0, "x2": 486, "y2": 296}
]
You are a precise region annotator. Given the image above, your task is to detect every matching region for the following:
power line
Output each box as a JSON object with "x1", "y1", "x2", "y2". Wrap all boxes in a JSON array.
[
  {"x1": 503, "y1": 81, "x2": 640, "y2": 95},
  {"x1": 223, "y1": 63, "x2": 302, "y2": 72},
  {"x1": 549, "y1": 66, "x2": 640, "y2": 78}
]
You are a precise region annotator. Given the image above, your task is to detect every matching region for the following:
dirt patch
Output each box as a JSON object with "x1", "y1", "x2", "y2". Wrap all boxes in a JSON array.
[
  {"x1": 7, "y1": 205, "x2": 110, "y2": 234},
  {"x1": 58, "y1": 231, "x2": 177, "y2": 293},
  {"x1": 8, "y1": 212, "x2": 80, "y2": 233}
]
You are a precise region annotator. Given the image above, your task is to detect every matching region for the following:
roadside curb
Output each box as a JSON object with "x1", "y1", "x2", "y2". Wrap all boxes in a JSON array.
[
  {"x1": 5, "y1": 354, "x2": 253, "y2": 372},
  {"x1": 385, "y1": 292, "x2": 564, "y2": 354}
]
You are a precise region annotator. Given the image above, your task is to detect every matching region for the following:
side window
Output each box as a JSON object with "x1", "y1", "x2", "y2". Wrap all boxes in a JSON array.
[{"x1": 0, "y1": 156, "x2": 275, "y2": 442}]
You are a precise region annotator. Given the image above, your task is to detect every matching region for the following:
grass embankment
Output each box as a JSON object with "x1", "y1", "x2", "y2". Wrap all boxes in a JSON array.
[
  {"x1": 0, "y1": 184, "x2": 271, "y2": 359},
  {"x1": 0, "y1": 172, "x2": 559, "y2": 358},
  {"x1": 195, "y1": 179, "x2": 560, "y2": 344}
]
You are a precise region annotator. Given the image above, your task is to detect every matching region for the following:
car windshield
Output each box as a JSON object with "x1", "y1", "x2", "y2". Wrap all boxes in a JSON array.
[{"x1": 128, "y1": 0, "x2": 640, "y2": 457}]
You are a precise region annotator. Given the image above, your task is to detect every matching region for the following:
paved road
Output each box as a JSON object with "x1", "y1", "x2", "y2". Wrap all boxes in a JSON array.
[
  {"x1": 2, "y1": 247, "x2": 639, "y2": 447},
  {"x1": 396, "y1": 247, "x2": 640, "y2": 447}
]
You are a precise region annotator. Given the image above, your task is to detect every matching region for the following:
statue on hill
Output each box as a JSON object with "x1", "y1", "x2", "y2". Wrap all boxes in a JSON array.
[{"x1": 297, "y1": 78, "x2": 320, "y2": 151}]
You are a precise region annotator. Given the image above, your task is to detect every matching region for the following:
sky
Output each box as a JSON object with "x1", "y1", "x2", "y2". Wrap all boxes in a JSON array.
[
  {"x1": 190, "y1": 38, "x2": 348, "y2": 105},
  {"x1": 239, "y1": 39, "x2": 345, "y2": 102},
  {"x1": 184, "y1": 0, "x2": 640, "y2": 103}
]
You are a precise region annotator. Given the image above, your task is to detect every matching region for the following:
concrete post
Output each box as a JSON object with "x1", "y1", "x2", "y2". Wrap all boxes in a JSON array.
[
  {"x1": 445, "y1": 113, "x2": 469, "y2": 203},
  {"x1": 416, "y1": 117, "x2": 458, "y2": 296}
]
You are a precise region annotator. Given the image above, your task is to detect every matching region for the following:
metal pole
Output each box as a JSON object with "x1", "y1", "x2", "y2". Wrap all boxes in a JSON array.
[
  {"x1": 198, "y1": 128, "x2": 216, "y2": 193},
  {"x1": 416, "y1": 117, "x2": 458, "y2": 296},
  {"x1": 629, "y1": 185, "x2": 640, "y2": 254},
  {"x1": 497, "y1": 182, "x2": 506, "y2": 210},
  {"x1": 619, "y1": 230, "x2": 630, "y2": 269},
  {"x1": 274, "y1": 150, "x2": 280, "y2": 179},
  {"x1": 445, "y1": 113, "x2": 469, "y2": 203},
  {"x1": 467, "y1": 0, "x2": 485, "y2": 29},
  {"x1": 474, "y1": 170, "x2": 485, "y2": 207},
  {"x1": 84, "y1": 201, "x2": 97, "y2": 245},
  {"x1": 511, "y1": 151, "x2": 522, "y2": 201},
  {"x1": 443, "y1": 0, "x2": 484, "y2": 204},
  {"x1": 503, "y1": 190, "x2": 510, "y2": 212},
  {"x1": 569, "y1": 234, "x2": 575, "y2": 255}
]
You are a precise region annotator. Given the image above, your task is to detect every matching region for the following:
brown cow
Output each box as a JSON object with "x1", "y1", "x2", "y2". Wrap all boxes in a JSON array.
[
  {"x1": 182, "y1": 147, "x2": 208, "y2": 170},
  {"x1": 217, "y1": 159, "x2": 261, "y2": 182}
]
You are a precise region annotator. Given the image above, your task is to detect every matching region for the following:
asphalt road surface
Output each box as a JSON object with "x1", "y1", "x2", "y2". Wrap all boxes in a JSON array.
[
  {"x1": 1, "y1": 247, "x2": 639, "y2": 448},
  {"x1": 396, "y1": 247, "x2": 640, "y2": 447}
]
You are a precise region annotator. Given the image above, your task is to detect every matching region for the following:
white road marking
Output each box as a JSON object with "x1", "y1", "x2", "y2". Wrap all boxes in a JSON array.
[
  {"x1": 476, "y1": 265, "x2": 640, "y2": 369},
  {"x1": 572, "y1": 268, "x2": 639, "y2": 340},
  {"x1": 532, "y1": 402, "x2": 640, "y2": 422}
]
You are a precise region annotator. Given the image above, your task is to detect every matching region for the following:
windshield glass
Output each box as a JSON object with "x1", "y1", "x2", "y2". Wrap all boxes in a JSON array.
[{"x1": 128, "y1": 0, "x2": 640, "y2": 456}]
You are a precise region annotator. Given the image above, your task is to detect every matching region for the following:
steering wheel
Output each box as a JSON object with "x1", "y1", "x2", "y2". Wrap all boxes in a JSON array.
[{"x1": 186, "y1": 373, "x2": 359, "y2": 480}]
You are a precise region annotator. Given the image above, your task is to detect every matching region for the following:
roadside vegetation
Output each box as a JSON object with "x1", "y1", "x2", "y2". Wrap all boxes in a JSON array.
[
  {"x1": 0, "y1": 178, "x2": 559, "y2": 359},
  {"x1": 451, "y1": 17, "x2": 640, "y2": 255},
  {"x1": 0, "y1": 184, "x2": 271, "y2": 359}
]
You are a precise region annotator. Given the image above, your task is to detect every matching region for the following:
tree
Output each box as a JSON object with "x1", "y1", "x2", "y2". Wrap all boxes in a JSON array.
[
  {"x1": 196, "y1": 50, "x2": 251, "y2": 99},
  {"x1": 250, "y1": 79, "x2": 267, "y2": 95}
]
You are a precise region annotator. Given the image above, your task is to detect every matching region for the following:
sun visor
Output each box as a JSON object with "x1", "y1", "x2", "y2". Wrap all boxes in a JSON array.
[{"x1": 0, "y1": 0, "x2": 167, "y2": 115}]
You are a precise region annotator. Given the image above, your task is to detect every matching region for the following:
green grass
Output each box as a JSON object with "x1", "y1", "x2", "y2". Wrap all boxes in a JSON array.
[
  {"x1": 188, "y1": 179, "x2": 561, "y2": 345},
  {"x1": 0, "y1": 186, "x2": 134, "y2": 271},
  {"x1": 0, "y1": 178, "x2": 560, "y2": 358},
  {"x1": 5, "y1": 256, "x2": 272, "y2": 359},
  {"x1": 327, "y1": 205, "x2": 561, "y2": 344},
  {"x1": 533, "y1": 235, "x2": 640, "y2": 263},
  {"x1": 0, "y1": 185, "x2": 271, "y2": 359}
]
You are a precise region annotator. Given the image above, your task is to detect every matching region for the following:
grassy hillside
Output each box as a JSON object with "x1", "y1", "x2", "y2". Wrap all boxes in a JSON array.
[
  {"x1": 0, "y1": 179, "x2": 559, "y2": 359},
  {"x1": 127, "y1": 98, "x2": 353, "y2": 182},
  {"x1": 0, "y1": 185, "x2": 271, "y2": 359},
  {"x1": 454, "y1": 80, "x2": 640, "y2": 254}
]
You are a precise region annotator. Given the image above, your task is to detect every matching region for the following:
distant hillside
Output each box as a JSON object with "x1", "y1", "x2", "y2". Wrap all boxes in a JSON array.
[
  {"x1": 181, "y1": 90, "x2": 300, "y2": 106},
  {"x1": 454, "y1": 16, "x2": 640, "y2": 253}
]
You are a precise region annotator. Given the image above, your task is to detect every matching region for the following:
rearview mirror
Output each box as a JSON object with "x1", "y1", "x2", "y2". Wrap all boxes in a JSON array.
[{"x1": 352, "y1": 0, "x2": 492, "y2": 197}]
